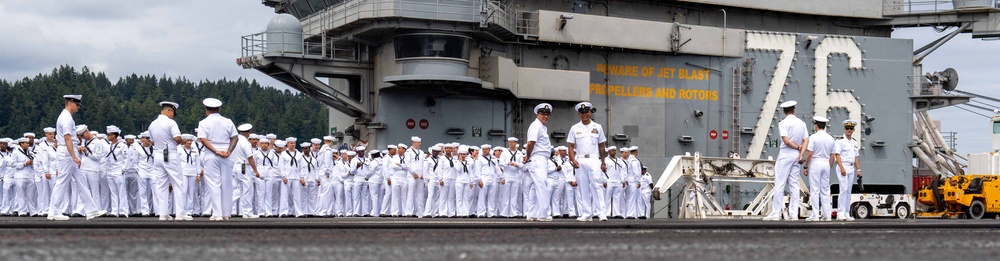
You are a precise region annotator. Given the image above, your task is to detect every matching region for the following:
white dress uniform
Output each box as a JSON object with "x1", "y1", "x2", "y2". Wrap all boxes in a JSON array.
[
  {"x1": 765, "y1": 101, "x2": 808, "y2": 221},
  {"x1": 134, "y1": 140, "x2": 155, "y2": 216},
  {"x1": 390, "y1": 149, "x2": 411, "y2": 216},
  {"x1": 0, "y1": 144, "x2": 10, "y2": 215},
  {"x1": 805, "y1": 116, "x2": 836, "y2": 221},
  {"x1": 34, "y1": 136, "x2": 58, "y2": 216},
  {"x1": 315, "y1": 140, "x2": 335, "y2": 216},
  {"x1": 834, "y1": 123, "x2": 860, "y2": 220},
  {"x1": 48, "y1": 98, "x2": 106, "y2": 220},
  {"x1": 10, "y1": 142, "x2": 34, "y2": 215},
  {"x1": 103, "y1": 132, "x2": 128, "y2": 217},
  {"x1": 300, "y1": 146, "x2": 320, "y2": 216},
  {"x1": 349, "y1": 152, "x2": 370, "y2": 216},
  {"x1": 79, "y1": 134, "x2": 106, "y2": 216},
  {"x1": 525, "y1": 103, "x2": 553, "y2": 221},
  {"x1": 255, "y1": 146, "x2": 278, "y2": 217},
  {"x1": 121, "y1": 137, "x2": 140, "y2": 215},
  {"x1": 196, "y1": 98, "x2": 238, "y2": 221},
  {"x1": 438, "y1": 152, "x2": 458, "y2": 217},
  {"x1": 625, "y1": 152, "x2": 643, "y2": 218},
  {"x1": 362, "y1": 152, "x2": 381, "y2": 217},
  {"x1": 179, "y1": 139, "x2": 202, "y2": 216},
  {"x1": 231, "y1": 133, "x2": 255, "y2": 217},
  {"x1": 546, "y1": 155, "x2": 565, "y2": 218},
  {"x1": 560, "y1": 154, "x2": 577, "y2": 217},
  {"x1": 148, "y1": 107, "x2": 189, "y2": 220},
  {"x1": 283, "y1": 147, "x2": 306, "y2": 217},
  {"x1": 404, "y1": 139, "x2": 426, "y2": 217},
  {"x1": 566, "y1": 115, "x2": 608, "y2": 220},
  {"x1": 604, "y1": 151, "x2": 625, "y2": 218},
  {"x1": 422, "y1": 149, "x2": 443, "y2": 217},
  {"x1": 379, "y1": 150, "x2": 393, "y2": 216},
  {"x1": 640, "y1": 169, "x2": 653, "y2": 218},
  {"x1": 332, "y1": 155, "x2": 350, "y2": 216},
  {"x1": 453, "y1": 148, "x2": 473, "y2": 217},
  {"x1": 498, "y1": 143, "x2": 524, "y2": 217},
  {"x1": 340, "y1": 152, "x2": 357, "y2": 216},
  {"x1": 476, "y1": 148, "x2": 501, "y2": 217}
]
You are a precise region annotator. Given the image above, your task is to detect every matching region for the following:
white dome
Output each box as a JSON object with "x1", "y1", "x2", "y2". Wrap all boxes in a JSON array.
[{"x1": 266, "y1": 14, "x2": 303, "y2": 34}]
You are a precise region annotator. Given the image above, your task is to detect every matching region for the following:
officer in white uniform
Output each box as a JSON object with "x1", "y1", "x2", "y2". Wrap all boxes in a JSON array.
[
  {"x1": 524, "y1": 103, "x2": 554, "y2": 222},
  {"x1": 48, "y1": 95, "x2": 105, "y2": 220},
  {"x1": 567, "y1": 102, "x2": 609, "y2": 222},
  {"x1": 804, "y1": 116, "x2": 836, "y2": 221},
  {"x1": 764, "y1": 101, "x2": 808, "y2": 221},
  {"x1": 148, "y1": 101, "x2": 191, "y2": 221},
  {"x1": 196, "y1": 98, "x2": 239, "y2": 221},
  {"x1": 834, "y1": 119, "x2": 861, "y2": 221}
]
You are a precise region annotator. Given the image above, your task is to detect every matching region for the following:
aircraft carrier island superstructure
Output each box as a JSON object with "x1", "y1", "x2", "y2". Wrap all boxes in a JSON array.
[{"x1": 238, "y1": 0, "x2": 1000, "y2": 218}]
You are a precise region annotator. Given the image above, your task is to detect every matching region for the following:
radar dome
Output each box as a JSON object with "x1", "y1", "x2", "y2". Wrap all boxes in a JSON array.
[{"x1": 265, "y1": 14, "x2": 303, "y2": 54}]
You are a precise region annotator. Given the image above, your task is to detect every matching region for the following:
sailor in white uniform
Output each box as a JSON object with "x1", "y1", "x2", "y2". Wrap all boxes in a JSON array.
[
  {"x1": 48, "y1": 95, "x2": 106, "y2": 220},
  {"x1": 834, "y1": 119, "x2": 862, "y2": 221},
  {"x1": 34, "y1": 128, "x2": 58, "y2": 216},
  {"x1": 231, "y1": 124, "x2": 260, "y2": 218},
  {"x1": 476, "y1": 145, "x2": 501, "y2": 218},
  {"x1": 498, "y1": 138, "x2": 524, "y2": 218},
  {"x1": 10, "y1": 138, "x2": 35, "y2": 216},
  {"x1": 421, "y1": 146, "x2": 443, "y2": 218},
  {"x1": 764, "y1": 101, "x2": 808, "y2": 221},
  {"x1": 804, "y1": 116, "x2": 836, "y2": 221},
  {"x1": 405, "y1": 137, "x2": 426, "y2": 217},
  {"x1": 103, "y1": 126, "x2": 129, "y2": 217},
  {"x1": 196, "y1": 98, "x2": 239, "y2": 221},
  {"x1": 524, "y1": 103, "x2": 554, "y2": 222},
  {"x1": 603, "y1": 146, "x2": 624, "y2": 218}
]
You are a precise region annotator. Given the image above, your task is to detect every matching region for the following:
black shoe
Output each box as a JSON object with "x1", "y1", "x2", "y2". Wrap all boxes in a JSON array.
[
  {"x1": 638, "y1": 217, "x2": 647, "y2": 220},
  {"x1": 72, "y1": 214, "x2": 84, "y2": 217}
]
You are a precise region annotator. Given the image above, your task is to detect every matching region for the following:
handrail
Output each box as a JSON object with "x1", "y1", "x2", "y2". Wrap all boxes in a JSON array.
[{"x1": 884, "y1": 0, "x2": 998, "y2": 16}]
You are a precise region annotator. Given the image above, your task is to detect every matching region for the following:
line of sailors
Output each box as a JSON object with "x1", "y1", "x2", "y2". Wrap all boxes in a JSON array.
[{"x1": 0, "y1": 131, "x2": 654, "y2": 219}]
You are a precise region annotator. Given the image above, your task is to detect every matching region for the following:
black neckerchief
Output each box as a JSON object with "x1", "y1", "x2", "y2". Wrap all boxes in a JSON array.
[
  {"x1": 611, "y1": 157, "x2": 622, "y2": 168},
  {"x1": 286, "y1": 151, "x2": 297, "y2": 167},
  {"x1": 304, "y1": 154, "x2": 314, "y2": 172},
  {"x1": 20, "y1": 148, "x2": 33, "y2": 160},
  {"x1": 106, "y1": 142, "x2": 119, "y2": 161},
  {"x1": 185, "y1": 148, "x2": 194, "y2": 164},
  {"x1": 84, "y1": 139, "x2": 94, "y2": 156},
  {"x1": 432, "y1": 156, "x2": 439, "y2": 171},
  {"x1": 461, "y1": 159, "x2": 468, "y2": 173},
  {"x1": 143, "y1": 146, "x2": 153, "y2": 162},
  {"x1": 262, "y1": 151, "x2": 273, "y2": 167}
]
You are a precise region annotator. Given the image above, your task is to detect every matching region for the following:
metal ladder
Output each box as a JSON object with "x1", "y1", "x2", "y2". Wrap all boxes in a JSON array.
[{"x1": 731, "y1": 67, "x2": 742, "y2": 156}]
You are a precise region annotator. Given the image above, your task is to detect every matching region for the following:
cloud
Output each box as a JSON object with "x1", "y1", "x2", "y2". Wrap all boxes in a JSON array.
[{"x1": 0, "y1": 0, "x2": 284, "y2": 88}]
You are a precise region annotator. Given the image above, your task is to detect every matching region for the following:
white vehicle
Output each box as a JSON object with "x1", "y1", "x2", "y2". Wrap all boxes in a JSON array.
[{"x1": 833, "y1": 185, "x2": 914, "y2": 219}]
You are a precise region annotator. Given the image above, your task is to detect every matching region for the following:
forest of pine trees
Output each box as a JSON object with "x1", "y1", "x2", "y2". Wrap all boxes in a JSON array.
[{"x1": 0, "y1": 65, "x2": 329, "y2": 139}]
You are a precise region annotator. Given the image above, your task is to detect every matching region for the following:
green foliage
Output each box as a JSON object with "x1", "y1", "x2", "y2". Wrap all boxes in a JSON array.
[{"x1": 0, "y1": 65, "x2": 328, "y2": 139}]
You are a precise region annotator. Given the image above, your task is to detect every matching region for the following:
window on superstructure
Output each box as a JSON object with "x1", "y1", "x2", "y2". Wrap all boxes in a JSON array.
[{"x1": 393, "y1": 34, "x2": 470, "y2": 61}]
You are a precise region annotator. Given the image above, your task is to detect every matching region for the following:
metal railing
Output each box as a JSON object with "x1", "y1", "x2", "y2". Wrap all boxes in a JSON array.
[
  {"x1": 884, "y1": 0, "x2": 999, "y2": 16},
  {"x1": 239, "y1": 31, "x2": 368, "y2": 67},
  {"x1": 295, "y1": 0, "x2": 529, "y2": 38}
]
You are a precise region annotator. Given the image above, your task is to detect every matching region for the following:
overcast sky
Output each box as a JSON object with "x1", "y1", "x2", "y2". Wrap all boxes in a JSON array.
[{"x1": 1, "y1": 1, "x2": 998, "y2": 157}]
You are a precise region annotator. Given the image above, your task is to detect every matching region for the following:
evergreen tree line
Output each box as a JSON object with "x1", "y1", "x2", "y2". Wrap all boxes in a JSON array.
[{"x1": 0, "y1": 65, "x2": 328, "y2": 139}]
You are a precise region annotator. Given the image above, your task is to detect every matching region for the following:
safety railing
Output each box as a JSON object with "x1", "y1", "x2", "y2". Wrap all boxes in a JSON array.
[
  {"x1": 238, "y1": 31, "x2": 368, "y2": 68},
  {"x1": 884, "y1": 0, "x2": 999, "y2": 16},
  {"x1": 294, "y1": 0, "x2": 529, "y2": 39}
]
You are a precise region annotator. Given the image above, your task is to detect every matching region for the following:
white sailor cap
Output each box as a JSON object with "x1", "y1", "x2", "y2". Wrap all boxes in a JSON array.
[
  {"x1": 534, "y1": 103, "x2": 553, "y2": 114},
  {"x1": 431, "y1": 146, "x2": 442, "y2": 152},
  {"x1": 63, "y1": 95, "x2": 82, "y2": 103},
  {"x1": 248, "y1": 134, "x2": 259, "y2": 140},
  {"x1": 620, "y1": 147, "x2": 630, "y2": 152},
  {"x1": 779, "y1": 101, "x2": 797, "y2": 108},
  {"x1": 388, "y1": 145, "x2": 398, "y2": 149},
  {"x1": 458, "y1": 145, "x2": 469, "y2": 154},
  {"x1": 106, "y1": 126, "x2": 120, "y2": 134},
  {"x1": 139, "y1": 131, "x2": 150, "y2": 138},
  {"x1": 493, "y1": 147, "x2": 504, "y2": 152},
  {"x1": 90, "y1": 131, "x2": 98, "y2": 136},
  {"x1": 23, "y1": 132, "x2": 35, "y2": 137},
  {"x1": 96, "y1": 133, "x2": 106, "y2": 139},
  {"x1": 237, "y1": 124, "x2": 253, "y2": 132},
  {"x1": 450, "y1": 142, "x2": 460, "y2": 147},
  {"x1": 629, "y1": 146, "x2": 638, "y2": 151},
  {"x1": 607, "y1": 146, "x2": 617, "y2": 152},
  {"x1": 381, "y1": 150, "x2": 389, "y2": 155},
  {"x1": 411, "y1": 136, "x2": 421, "y2": 142},
  {"x1": 202, "y1": 98, "x2": 222, "y2": 108},
  {"x1": 481, "y1": 144, "x2": 492, "y2": 149},
  {"x1": 301, "y1": 142, "x2": 311, "y2": 148},
  {"x1": 397, "y1": 144, "x2": 407, "y2": 149},
  {"x1": 843, "y1": 119, "x2": 858, "y2": 127},
  {"x1": 76, "y1": 125, "x2": 88, "y2": 135},
  {"x1": 507, "y1": 137, "x2": 518, "y2": 142},
  {"x1": 159, "y1": 101, "x2": 179, "y2": 110},
  {"x1": 266, "y1": 133, "x2": 277, "y2": 139},
  {"x1": 346, "y1": 151, "x2": 357, "y2": 156},
  {"x1": 43, "y1": 127, "x2": 55, "y2": 133},
  {"x1": 556, "y1": 146, "x2": 567, "y2": 151},
  {"x1": 0, "y1": 138, "x2": 10, "y2": 143},
  {"x1": 443, "y1": 143, "x2": 455, "y2": 148},
  {"x1": 338, "y1": 150, "x2": 347, "y2": 154},
  {"x1": 434, "y1": 143, "x2": 444, "y2": 148},
  {"x1": 323, "y1": 136, "x2": 335, "y2": 142},
  {"x1": 124, "y1": 135, "x2": 136, "y2": 140},
  {"x1": 813, "y1": 116, "x2": 829, "y2": 123},
  {"x1": 369, "y1": 150, "x2": 380, "y2": 155},
  {"x1": 34, "y1": 139, "x2": 41, "y2": 145},
  {"x1": 17, "y1": 137, "x2": 29, "y2": 143},
  {"x1": 6, "y1": 140, "x2": 14, "y2": 147},
  {"x1": 274, "y1": 140, "x2": 287, "y2": 147},
  {"x1": 355, "y1": 146, "x2": 366, "y2": 151},
  {"x1": 310, "y1": 138, "x2": 321, "y2": 144},
  {"x1": 181, "y1": 134, "x2": 196, "y2": 141},
  {"x1": 575, "y1": 102, "x2": 595, "y2": 112},
  {"x1": 285, "y1": 137, "x2": 297, "y2": 143}
]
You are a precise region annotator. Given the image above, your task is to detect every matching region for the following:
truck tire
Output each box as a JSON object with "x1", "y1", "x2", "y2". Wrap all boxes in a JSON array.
[
  {"x1": 968, "y1": 199, "x2": 986, "y2": 220},
  {"x1": 853, "y1": 203, "x2": 871, "y2": 219},
  {"x1": 895, "y1": 203, "x2": 910, "y2": 219}
]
